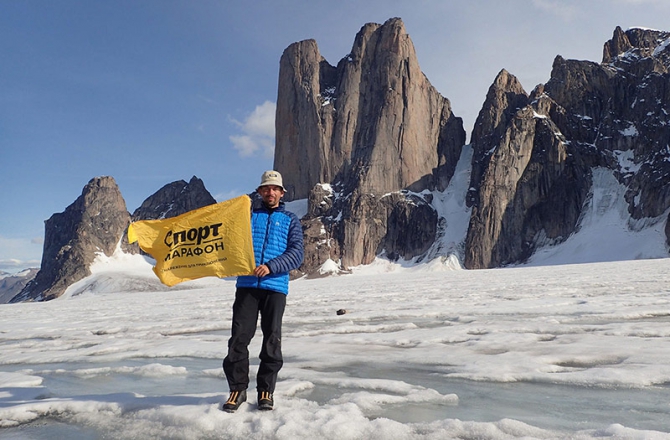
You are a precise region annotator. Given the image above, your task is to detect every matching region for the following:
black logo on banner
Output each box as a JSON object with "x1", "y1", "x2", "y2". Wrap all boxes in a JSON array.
[{"x1": 163, "y1": 222, "x2": 224, "y2": 262}]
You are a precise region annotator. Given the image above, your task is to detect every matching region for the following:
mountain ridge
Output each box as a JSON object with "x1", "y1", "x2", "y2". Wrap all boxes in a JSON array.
[
  {"x1": 276, "y1": 20, "x2": 669, "y2": 273},
  {"x1": 5, "y1": 20, "x2": 669, "y2": 303}
]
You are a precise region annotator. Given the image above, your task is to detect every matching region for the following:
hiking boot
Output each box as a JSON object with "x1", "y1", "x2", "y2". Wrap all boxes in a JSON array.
[
  {"x1": 222, "y1": 390, "x2": 247, "y2": 413},
  {"x1": 257, "y1": 391, "x2": 274, "y2": 410}
]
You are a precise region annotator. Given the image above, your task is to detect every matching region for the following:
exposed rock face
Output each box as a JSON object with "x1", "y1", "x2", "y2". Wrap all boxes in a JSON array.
[
  {"x1": 299, "y1": 184, "x2": 341, "y2": 274},
  {"x1": 298, "y1": 185, "x2": 438, "y2": 273},
  {"x1": 131, "y1": 176, "x2": 216, "y2": 221},
  {"x1": 465, "y1": 74, "x2": 590, "y2": 268},
  {"x1": 465, "y1": 26, "x2": 670, "y2": 269},
  {"x1": 467, "y1": 70, "x2": 530, "y2": 208},
  {"x1": 378, "y1": 192, "x2": 438, "y2": 261},
  {"x1": 334, "y1": 190, "x2": 438, "y2": 268},
  {"x1": 274, "y1": 39, "x2": 336, "y2": 202},
  {"x1": 275, "y1": 17, "x2": 466, "y2": 271},
  {"x1": 276, "y1": 17, "x2": 465, "y2": 199},
  {"x1": 546, "y1": 27, "x2": 670, "y2": 221},
  {"x1": 12, "y1": 177, "x2": 130, "y2": 302}
]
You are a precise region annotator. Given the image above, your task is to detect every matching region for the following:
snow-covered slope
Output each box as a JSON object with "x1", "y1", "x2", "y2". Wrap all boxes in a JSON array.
[
  {"x1": 527, "y1": 167, "x2": 669, "y2": 266},
  {"x1": 2, "y1": 255, "x2": 670, "y2": 438}
]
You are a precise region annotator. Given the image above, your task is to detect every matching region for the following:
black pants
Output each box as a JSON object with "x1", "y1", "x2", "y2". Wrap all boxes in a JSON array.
[{"x1": 223, "y1": 287, "x2": 286, "y2": 393}]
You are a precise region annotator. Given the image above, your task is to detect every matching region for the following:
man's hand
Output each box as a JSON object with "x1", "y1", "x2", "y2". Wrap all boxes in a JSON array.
[{"x1": 253, "y1": 264, "x2": 271, "y2": 277}]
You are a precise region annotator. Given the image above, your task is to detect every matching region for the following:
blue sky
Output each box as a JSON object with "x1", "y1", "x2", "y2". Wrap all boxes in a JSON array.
[{"x1": 1, "y1": 0, "x2": 669, "y2": 272}]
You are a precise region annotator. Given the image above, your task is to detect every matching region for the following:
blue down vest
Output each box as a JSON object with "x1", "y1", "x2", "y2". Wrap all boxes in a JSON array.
[{"x1": 236, "y1": 199, "x2": 304, "y2": 294}]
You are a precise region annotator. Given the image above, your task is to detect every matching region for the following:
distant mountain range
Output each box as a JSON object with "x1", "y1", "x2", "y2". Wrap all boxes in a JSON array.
[
  {"x1": 0, "y1": 269, "x2": 39, "y2": 303},
  {"x1": 5, "y1": 19, "x2": 669, "y2": 303}
]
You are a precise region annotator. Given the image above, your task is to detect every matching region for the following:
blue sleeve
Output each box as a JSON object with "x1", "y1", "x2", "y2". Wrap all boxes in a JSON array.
[{"x1": 266, "y1": 212, "x2": 304, "y2": 274}]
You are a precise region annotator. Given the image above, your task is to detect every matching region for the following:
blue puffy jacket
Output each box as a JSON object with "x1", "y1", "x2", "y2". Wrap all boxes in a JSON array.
[{"x1": 236, "y1": 196, "x2": 304, "y2": 294}]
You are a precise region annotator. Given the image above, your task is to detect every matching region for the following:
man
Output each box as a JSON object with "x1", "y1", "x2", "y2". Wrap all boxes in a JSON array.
[{"x1": 222, "y1": 170, "x2": 304, "y2": 412}]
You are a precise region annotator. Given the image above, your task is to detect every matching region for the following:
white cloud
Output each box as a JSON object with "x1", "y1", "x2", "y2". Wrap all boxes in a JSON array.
[
  {"x1": 229, "y1": 101, "x2": 276, "y2": 158},
  {"x1": 0, "y1": 258, "x2": 41, "y2": 272}
]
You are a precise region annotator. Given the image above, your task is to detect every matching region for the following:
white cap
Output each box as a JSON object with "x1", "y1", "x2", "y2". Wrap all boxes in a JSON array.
[{"x1": 258, "y1": 170, "x2": 284, "y2": 190}]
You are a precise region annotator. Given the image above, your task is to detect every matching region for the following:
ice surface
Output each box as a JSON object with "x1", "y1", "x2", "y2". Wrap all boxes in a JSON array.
[{"x1": 1, "y1": 254, "x2": 670, "y2": 439}]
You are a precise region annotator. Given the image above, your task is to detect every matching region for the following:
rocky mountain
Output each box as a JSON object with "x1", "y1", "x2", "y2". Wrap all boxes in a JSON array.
[
  {"x1": 11, "y1": 177, "x2": 131, "y2": 302},
  {"x1": 9, "y1": 22, "x2": 669, "y2": 302},
  {"x1": 11, "y1": 176, "x2": 216, "y2": 302},
  {"x1": 0, "y1": 268, "x2": 39, "y2": 304},
  {"x1": 465, "y1": 26, "x2": 670, "y2": 268},
  {"x1": 464, "y1": 71, "x2": 591, "y2": 269},
  {"x1": 130, "y1": 176, "x2": 216, "y2": 221},
  {"x1": 277, "y1": 21, "x2": 669, "y2": 273},
  {"x1": 275, "y1": 17, "x2": 466, "y2": 272}
]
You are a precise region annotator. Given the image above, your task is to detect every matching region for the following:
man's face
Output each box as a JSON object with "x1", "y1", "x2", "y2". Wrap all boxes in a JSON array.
[{"x1": 258, "y1": 185, "x2": 284, "y2": 208}]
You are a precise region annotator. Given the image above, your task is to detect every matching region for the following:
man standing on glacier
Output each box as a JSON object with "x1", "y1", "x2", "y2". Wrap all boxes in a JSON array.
[{"x1": 222, "y1": 170, "x2": 304, "y2": 412}]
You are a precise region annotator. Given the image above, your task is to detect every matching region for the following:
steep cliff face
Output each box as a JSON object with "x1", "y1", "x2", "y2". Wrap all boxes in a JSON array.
[
  {"x1": 464, "y1": 71, "x2": 592, "y2": 269},
  {"x1": 276, "y1": 18, "x2": 465, "y2": 199},
  {"x1": 546, "y1": 27, "x2": 670, "y2": 221},
  {"x1": 274, "y1": 39, "x2": 337, "y2": 202},
  {"x1": 275, "y1": 17, "x2": 466, "y2": 271},
  {"x1": 467, "y1": 70, "x2": 530, "y2": 207},
  {"x1": 545, "y1": 27, "x2": 670, "y2": 247},
  {"x1": 13, "y1": 177, "x2": 130, "y2": 302},
  {"x1": 465, "y1": 26, "x2": 670, "y2": 269},
  {"x1": 465, "y1": 93, "x2": 590, "y2": 268},
  {"x1": 330, "y1": 19, "x2": 464, "y2": 196}
]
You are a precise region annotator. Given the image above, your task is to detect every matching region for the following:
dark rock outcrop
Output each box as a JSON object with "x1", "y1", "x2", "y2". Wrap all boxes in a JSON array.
[
  {"x1": 465, "y1": 26, "x2": 670, "y2": 268},
  {"x1": 131, "y1": 176, "x2": 216, "y2": 221},
  {"x1": 545, "y1": 27, "x2": 670, "y2": 221},
  {"x1": 12, "y1": 177, "x2": 131, "y2": 302},
  {"x1": 275, "y1": 17, "x2": 466, "y2": 271},
  {"x1": 465, "y1": 75, "x2": 590, "y2": 269},
  {"x1": 467, "y1": 69, "x2": 530, "y2": 208},
  {"x1": 299, "y1": 186, "x2": 438, "y2": 273}
]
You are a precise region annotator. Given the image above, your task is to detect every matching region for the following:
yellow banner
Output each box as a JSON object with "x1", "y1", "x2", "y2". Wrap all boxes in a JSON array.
[{"x1": 127, "y1": 195, "x2": 255, "y2": 286}]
